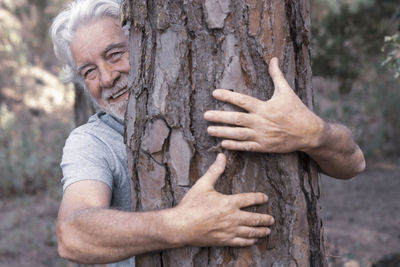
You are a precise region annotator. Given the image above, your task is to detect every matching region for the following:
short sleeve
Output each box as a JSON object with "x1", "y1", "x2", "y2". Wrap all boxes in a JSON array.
[{"x1": 60, "y1": 130, "x2": 114, "y2": 192}]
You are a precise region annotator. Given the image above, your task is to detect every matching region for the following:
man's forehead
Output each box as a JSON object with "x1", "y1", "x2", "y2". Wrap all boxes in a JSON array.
[{"x1": 71, "y1": 17, "x2": 127, "y2": 65}]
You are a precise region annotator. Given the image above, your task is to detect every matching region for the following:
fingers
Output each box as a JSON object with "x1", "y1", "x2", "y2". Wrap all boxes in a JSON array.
[
  {"x1": 207, "y1": 126, "x2": 256, "y2": 141},
  {"x1": 199, "y1": 153, "x2": 226, "y2": 187},
  {"x1": 221, "y1": 140, "x2": 263, "y2": 152},
  {"x1": 237, "y1": 211, "x2": 275, "y2": 227},
  {"x1": 225, "y1": 227, "x2": 271, "y2": 246},
  {"x1": 229, "y1": 192, "x2": 268, "y2": 208},
  {"x1": 228, "y1": 237, "x2": 258, "y2": 247},
  {"x1": 229, "y1": 192, "x2": 274, "y2": 227},
  {"x1": 268, "y1": 57, "x2": 291, "y2": 97},
  {"x1": 204, "y1": 110, "x2": 255, "y2": 127},
  {"x1": 211, "y1": 89, "x2": 263, "y2": 113},
  {"x1": 236, "y1": 226, "x2": 271, "y2": 239}
]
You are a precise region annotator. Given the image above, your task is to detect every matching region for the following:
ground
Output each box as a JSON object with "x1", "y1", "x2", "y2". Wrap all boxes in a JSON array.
[
  {"x1": 0, "y1": 159, "x2": 399, "y2": 267},
  {"x1": 322, "y1": 158, "x2": 400, "y2": 266}
]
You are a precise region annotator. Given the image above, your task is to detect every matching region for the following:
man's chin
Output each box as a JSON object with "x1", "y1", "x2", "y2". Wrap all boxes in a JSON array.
[{"x1": 100, "y1": 101, "x2": 127, "y2": 121}]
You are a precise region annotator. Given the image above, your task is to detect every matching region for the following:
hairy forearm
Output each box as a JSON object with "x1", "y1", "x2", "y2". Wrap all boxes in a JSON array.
[
  {"x1": 57, "y1": 207, "x2": 180, "y2": 264},
  {"x1": 303, "y1": 121, "x2": 365, "y2": 179}
]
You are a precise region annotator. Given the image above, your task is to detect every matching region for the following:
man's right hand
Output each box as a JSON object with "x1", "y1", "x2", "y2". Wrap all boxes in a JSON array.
[
  {"x1": 167, "y1": 153, "x2": 274, "y2": 247},
  {"x1": 56, "y1": 153, "x2": 273, "y2": 264}
]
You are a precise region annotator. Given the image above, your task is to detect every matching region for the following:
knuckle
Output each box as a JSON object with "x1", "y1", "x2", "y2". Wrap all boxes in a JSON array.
[
  {"x1": 213, "y1": 232, "x2": 224, "y2": 241},
  {"x1": 253, "y1": 215, "x2": 262, "y2": 226},
  {"x1": 249, "y1": 230, "x2": 261, "y2": 239},
  {"x1": 221, "y1": 222, "x2": 231, "y2": 231},
  {"x1": 220, "y1": 197, "x2": 232, "y2": 210},
  {"x1": 237, "y1": 130, "x2": 250, "y2": 140},
  {"x1": 208, "y1": 165, "x2": 222, "y2": 177},
  {"x1": 243, "y1": 143, "x2": 252, "y2": 151},
  {"x1": 234, "y1": 114, "x2": 245, "y2": 125},
  {"x1": 237, "y1": 99, "x2": 248, "y2": 108},
  {"x1": 241, "y1": 193, "x2": 254, "y2": 206},
  {"x1": 208, "y1": 166, "x2": 218, "y2": 176},
  {"x1": 248, "y1": 231, "x2": 255, "y2": 238}
]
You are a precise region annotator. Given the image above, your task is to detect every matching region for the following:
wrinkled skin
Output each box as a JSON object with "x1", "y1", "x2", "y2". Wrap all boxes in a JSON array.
[
  {"x1": 205, "y1": 58, "x2": 365, "y2": 179},
  {"x1": 174, "y1": 154, "x2": 274, "y2": 247}
]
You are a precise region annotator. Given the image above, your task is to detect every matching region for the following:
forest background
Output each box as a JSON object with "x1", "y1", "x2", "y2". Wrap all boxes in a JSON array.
[{"x1": 0, "y1": 0, "x2": 399, "y2": 266}]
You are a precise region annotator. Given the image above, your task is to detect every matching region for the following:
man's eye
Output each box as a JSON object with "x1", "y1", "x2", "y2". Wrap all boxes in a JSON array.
[
  {"x1": 83, "y1": 69, "x2": 95, "y2": 79},
  {"x1": 111, "y1": 52, "x2": 121, "y2": 57},
  {"x1": 108, "y1": 51, "x2": 125, "y2": 62}
]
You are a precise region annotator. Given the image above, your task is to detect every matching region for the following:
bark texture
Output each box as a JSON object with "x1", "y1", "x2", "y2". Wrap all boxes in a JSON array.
[{"x1": 124, "y1": 0, "x2": 326, "y2": 266}]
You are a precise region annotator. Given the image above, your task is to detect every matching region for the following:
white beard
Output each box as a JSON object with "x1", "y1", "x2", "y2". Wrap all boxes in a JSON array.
[
  {"x1": 98, "y1": 74, "x2": 129, "y2": 121},
  {"x1": 101, "y1": 98, "x2": 128, "y2": 121}
]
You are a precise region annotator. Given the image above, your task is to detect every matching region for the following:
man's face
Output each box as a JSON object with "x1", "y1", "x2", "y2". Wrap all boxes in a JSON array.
[{"x1": 71, "y1": 17, "x2": 130, "y2": 120}]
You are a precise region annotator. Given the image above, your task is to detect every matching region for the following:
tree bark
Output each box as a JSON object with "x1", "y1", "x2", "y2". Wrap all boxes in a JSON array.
[{"x1": 124, "y1": 0, "x2": 326, "y2": 266}]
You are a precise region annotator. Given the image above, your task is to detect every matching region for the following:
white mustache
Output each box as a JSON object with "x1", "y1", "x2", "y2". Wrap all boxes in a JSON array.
[{"x1": 102, "y1": 74, "x2": 129, "y2": 100}]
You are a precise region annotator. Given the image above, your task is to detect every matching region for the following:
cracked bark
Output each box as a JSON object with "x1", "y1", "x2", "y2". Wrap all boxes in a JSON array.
[{"x1": 124, "y1": 0, "x2": 327, "y2": 266}]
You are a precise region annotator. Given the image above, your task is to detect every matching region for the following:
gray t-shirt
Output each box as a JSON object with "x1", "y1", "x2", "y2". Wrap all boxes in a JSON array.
[{"x1": 60, "y1": 111, "x2": 134, "y2": 267}]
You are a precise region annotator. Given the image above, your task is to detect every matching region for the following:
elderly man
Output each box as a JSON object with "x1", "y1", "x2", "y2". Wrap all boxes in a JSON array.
[{"x1": 51, "y1": 0, "x2": 365, "y2": 266}]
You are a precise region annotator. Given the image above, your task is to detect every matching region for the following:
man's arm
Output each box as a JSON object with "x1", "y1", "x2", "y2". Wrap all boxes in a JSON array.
[
  {"x1": 204, "y1": 58, "x2": 365, "y2": 179},
  {"x1": 302, "y1": 122, "x2": 365, "y2": 179},
  {"x1": 57, "y1": 154, "x2": 275, "y2": 264}
]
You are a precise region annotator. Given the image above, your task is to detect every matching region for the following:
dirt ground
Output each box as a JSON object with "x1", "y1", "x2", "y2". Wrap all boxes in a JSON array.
[
  {"x1": 321, "y1": 158, "x2": 400, "y2": 266},
  {"x1": 0, "y1": 159, "x2": 399, "y2": 267},
  {"x1": 0, "y1": 190, "x2": 63, "y2": 266}
]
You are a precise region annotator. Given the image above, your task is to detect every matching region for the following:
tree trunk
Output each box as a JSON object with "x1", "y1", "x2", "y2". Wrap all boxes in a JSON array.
[{"x1": 124, "y1": 0, "x2": 326, "y2": 266}]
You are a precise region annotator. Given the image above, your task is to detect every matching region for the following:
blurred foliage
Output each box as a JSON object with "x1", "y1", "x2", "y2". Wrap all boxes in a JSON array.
[
  {"x1": 311, "y1": 0, "x2": 400, "y2": 158},
  {"x1": 0, "y1": 106, "x2": 73, "y2": 197},
  {"x1": 1, "y1": 0, "x2": 66, "y2": 68},
  {"x1": 0, "y1": 0, "x2": 67, "y2": 101},
  {"x1": 0, "y1": 0, "x2": 74, "y2": 197},
  {"x1": 382, "y1": 33, "x2": 400, "y2": 78},
  {"x1": 312, "y1": 0, "x2": 400, "y2": 93}
]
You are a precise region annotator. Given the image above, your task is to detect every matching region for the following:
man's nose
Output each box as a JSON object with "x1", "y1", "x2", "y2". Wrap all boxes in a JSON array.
[{"x1": 99, "y1": 62, "x2": 119, "y2": 88}]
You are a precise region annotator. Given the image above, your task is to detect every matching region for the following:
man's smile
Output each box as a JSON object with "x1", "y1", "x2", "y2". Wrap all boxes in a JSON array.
[{"x1": 109, "y1": 87, "x2": 129, "y2": 103}]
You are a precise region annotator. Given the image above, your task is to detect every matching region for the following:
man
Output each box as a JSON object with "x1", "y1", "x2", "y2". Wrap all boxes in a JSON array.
[{"x1": 51, "y1": 0, "x2": 365, "y2": 266}]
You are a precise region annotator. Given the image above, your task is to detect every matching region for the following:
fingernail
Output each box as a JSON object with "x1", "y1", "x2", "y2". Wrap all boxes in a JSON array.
[
  {"x1": 264, "y1": 194, "x2": 269, "y2": 202},
  {"x1": 266, "y1": 228, "x2": 271, "y2": 235},
  {"x1": 270, "y1": 217, "x2": 275, "y2": 225},
  {"x1": 213, "y1": 90, "x2": 222, "y2": 97},
  {"x1": 207, "y1": 126, "x2": 215, "y2": 134}
]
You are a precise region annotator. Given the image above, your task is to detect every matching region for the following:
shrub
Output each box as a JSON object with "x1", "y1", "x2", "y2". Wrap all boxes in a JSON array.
[{"x1": 0, "y1": 105, "x2": 73, "y2": 197}]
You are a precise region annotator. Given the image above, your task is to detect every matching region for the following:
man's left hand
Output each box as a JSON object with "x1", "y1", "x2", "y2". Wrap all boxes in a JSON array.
[{"x1": 204, "y1": 57, "x2": 324, "y2": 154}]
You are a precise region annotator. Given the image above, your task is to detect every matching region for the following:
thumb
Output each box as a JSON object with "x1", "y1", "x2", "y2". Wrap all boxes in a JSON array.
[
  {"x1": 199, "y1": 153, "x2": 226, "y2": 188},
  {"x1": 269, "y1": 57, "x2": 291, "y2": 98}
]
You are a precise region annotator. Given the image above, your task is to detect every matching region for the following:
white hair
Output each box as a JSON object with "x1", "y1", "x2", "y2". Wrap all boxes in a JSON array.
[{"x1": 50, "y1": 0, "x2": 122, "y2": 85}]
